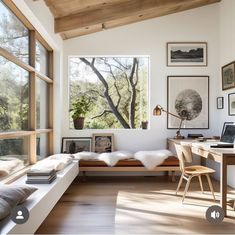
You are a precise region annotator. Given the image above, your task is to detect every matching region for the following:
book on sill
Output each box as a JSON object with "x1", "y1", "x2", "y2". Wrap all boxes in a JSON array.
[
  {"x1": 27, "y1": 174, "x2": 56, "y2": 181},
  {"x1": 27, "y1": 169, "x2": 56, "y2": 176},
  {"x1": 27, "y1": 174, "x2": 56, "y2": 180},
  {"x1": 26, "y1": 175, "x2": 57, "y2": 184}
]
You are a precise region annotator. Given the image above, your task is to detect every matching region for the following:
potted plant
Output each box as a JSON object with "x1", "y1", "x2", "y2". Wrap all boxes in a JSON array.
[{"x1": 70, "y1": 95, "x2": 90, "y2": 129}]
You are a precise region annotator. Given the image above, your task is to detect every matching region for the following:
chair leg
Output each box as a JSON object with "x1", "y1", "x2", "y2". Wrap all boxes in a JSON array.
[
  {"x1": 182, "y1": 176, "x2": 192, "y2": 202},
  {"x1": 198, "y1": 175, "x2": 204, "y2": 193},
  {"x1": 206, "y1": 174, "x2": 216, "y2": 201},
  {"x1": 176, "y1": 174, "x2": 184, "y2": 195}
]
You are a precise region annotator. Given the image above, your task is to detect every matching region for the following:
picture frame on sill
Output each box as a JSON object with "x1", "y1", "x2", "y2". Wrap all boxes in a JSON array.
[
  {"x1": 61, "y1": 137, "x2": 92, "y2": 154},
  {"x1": 228, "y1": 92, "x2": 235, "y2": 116},
  {"x1": 217, "y1": 97, "x2": 224, "y2": 109},
  {"x1": 167, "y1": 76, "x2": 209, "y2": 129},
  {"x1": 222, "y1": 61, "x2": 235, "y2": 90},
  {"x1": 167, "y1": 42, "x2": 207, "y2": 67},
  {"x1": 92, "y1": 133, "x2": 114, "y2": 153}
]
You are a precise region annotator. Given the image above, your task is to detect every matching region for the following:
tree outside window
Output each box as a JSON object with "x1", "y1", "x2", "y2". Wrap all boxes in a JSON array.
[{"x1": 69, "y1": 57, "x2": 149, "y2": 129}]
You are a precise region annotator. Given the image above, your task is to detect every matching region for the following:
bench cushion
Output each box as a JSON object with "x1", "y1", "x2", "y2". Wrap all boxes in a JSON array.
[{"x1": 79, "y1": 156, "x2": 179, "y2": 167}]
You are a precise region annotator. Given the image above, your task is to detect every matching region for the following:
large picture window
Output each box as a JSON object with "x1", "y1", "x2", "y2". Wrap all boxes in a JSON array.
[
  {"x1": 0, "y1": 1, "x2": 53, "y2": 181},
  {"x1": 0, "y1": 1, "x2": 29, "y2": 64},
  {"x1": 0, "y1": 56, "x2": 29, "y2": 131},
  {"x1": 69, "y1": 57, "x2": 149, "y2": 129}
]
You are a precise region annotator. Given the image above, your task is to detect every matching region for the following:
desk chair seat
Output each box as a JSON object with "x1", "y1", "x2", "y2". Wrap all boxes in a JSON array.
[
  {"x1": 175, "y1": 144, "x2": 216, "y2": 202},
  {"x1": 185, "y1": 165, "x2": 215, "y2": 175}
]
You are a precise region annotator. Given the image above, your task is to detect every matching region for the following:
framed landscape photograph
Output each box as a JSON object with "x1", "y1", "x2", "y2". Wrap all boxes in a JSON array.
[
  {"x1": 222, "y1": 61, "x2": 235, "y2": 90},
  {"x1": 167, "y1": 76, "x2": 209, "y2": 129},
  {"x1": 61, "y1": 137, "x2": 92, "y2": 153},
  {"x1": 92, "y1": 133, "x2": 114, "y2": 153},
  {"x1": 228, "y1": 93, "x2": 235, "y2": 116},
  {"x1": 217, "y1": 97, "x2": 224, "y2": 109},
  {"x1": 167, "y1": 42, "x2": 207, "y2": 66}
]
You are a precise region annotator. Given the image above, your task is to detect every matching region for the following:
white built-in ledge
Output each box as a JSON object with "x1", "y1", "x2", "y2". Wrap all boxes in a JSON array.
[{"x1": 0, "y1": 161, "x2": 79, "y2": 234}]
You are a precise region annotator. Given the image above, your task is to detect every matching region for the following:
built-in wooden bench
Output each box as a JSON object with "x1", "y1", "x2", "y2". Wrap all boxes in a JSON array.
[{"x1": 79, "y1": 156, "x2": 180, "y2": 181}]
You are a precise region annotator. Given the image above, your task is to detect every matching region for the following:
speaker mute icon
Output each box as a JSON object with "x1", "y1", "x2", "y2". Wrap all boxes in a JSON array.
[
  {"x1": 206, "y1": 205, "x2": 224, "y2": 223},
  {"x1": 211, "y1": 210, "x2": 220, "y2": 219}
]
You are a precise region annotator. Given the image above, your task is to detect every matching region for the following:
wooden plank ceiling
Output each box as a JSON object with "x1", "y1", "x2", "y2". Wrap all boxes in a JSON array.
[{"x1": 44, "y1": 0, "x2": 221, "y2": 40}]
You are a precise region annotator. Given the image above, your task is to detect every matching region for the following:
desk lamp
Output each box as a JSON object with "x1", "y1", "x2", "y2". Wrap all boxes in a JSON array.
[{"x1": 153, "y1": 104, "x2": 185, "y2": 139}]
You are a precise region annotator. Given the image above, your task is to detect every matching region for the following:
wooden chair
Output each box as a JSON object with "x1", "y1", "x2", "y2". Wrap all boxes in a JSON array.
[{"x1": 174, "y1": 143, "x2": 216, "y2": 202}]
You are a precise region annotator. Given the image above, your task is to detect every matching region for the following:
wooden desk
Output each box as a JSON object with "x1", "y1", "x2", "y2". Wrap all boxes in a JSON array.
[{"x1": 167, "y1": 138, "x2": 235, "y2": 216}]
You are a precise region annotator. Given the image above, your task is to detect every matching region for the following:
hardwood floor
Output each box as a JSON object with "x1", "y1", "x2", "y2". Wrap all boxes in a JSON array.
[{"x1": 36, "y1": 176, "x2": 235, "y2": 234}]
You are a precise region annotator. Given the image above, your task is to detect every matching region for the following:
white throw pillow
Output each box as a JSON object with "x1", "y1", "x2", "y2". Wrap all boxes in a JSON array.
[
  {"x1": 98, "y1": 151, "x2": 133, "y2": 166},
  {"x1": 48, "y1": 154, "x2": 72, "y2": 159},
  {"x1": 31, "y1": 154, "x2": 73, "y2": 172},
  {"x1": 72, "y1": 151, "x2": 99, "y2": 160}
]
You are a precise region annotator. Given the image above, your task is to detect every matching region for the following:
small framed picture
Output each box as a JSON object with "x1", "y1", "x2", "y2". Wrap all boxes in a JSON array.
[
  {"x1": 217, "y1": 97, "x2": 224, "y2": 109},
  {"x1": 222, "y1": 61, "x2": 235, "y2": 90},
  {"x1": 167, "y1": 42, "x2": 207, "y2": 67},
  {"x1": 61, "y1": 137, "x2": 92, "y2": 153},
  {"x1": 92, "y1": 133, "x2": 114, "y2": 153},
  {"x1": 228, "y1": 93, "x2": 235, "y2": 116}
]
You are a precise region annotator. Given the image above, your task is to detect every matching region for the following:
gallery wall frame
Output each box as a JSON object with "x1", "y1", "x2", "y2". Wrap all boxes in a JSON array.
[
  {"x1": 222, "y1": 61, "x2": 235, "y2": 90},
  {"x1": 92, "y1": 133, "x2": 114, "y2": 153},
  {"x1": 167, "y1": 76, "x2": 209, "y2": 129},
  {"x1": 61, "y1": 137, "x2": 92, "y2": 153},
  {"x1": 167, "y1": 42, "x2": 207, "y2": 67},
  {"x1": 217, "y1": 97, "x2": 224, "y2": 109},
  {"x1": 228, "y1": 92, "x2": 235, "y2": 116}
]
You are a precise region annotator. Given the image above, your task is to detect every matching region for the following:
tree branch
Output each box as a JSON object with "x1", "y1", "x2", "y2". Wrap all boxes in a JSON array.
[
  {"x1": 91, "y1": 110, "x2": 112, "y2": 119},
  {"x1": 113, "y1": 58, "x2": 129, "y2": 70},
  {"x1": 103, "y1": 60, "x2": 122, "y2": 109},
  {"x1": 134, "y1": 59, "x2": 139, "y2": 86},
  {"x1": 129, "y1": 58, "x2": 138, "y2": 128},
  {"x1": 80, "y1": 58, "x2": 130, "y2": 128}
]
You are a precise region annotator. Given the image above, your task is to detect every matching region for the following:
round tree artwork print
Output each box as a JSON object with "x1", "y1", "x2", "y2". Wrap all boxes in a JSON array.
[{"x1": 175, "y1": 89, "x2": 202, "y2": 120}]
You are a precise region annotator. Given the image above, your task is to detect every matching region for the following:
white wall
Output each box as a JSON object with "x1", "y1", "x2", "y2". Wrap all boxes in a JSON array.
[
  {"x1": 62, "y1": 4, "x2": 220, "y2": 152},
  {"x1": 12, "y1": 0, "x2": 63, "y2": 153},
  {"x1": 216, "y1": 0, "x2": 235, "y2": 187}
]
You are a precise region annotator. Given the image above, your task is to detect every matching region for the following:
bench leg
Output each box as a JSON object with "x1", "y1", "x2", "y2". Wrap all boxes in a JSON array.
[{"x1": 171, "y1": 171, "x2": 176, "y2": 182}]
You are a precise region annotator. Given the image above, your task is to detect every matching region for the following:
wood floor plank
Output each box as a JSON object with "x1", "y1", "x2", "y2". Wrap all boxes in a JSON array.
[{"x1": 36, "y1": 176, "x2": 235, "y2": 234}]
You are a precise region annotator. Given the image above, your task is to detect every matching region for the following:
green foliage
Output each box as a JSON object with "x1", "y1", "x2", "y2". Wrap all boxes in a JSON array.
[
  {"x1": 0, "y1": 96, "x2": 12, "y2": 130},
  {"x1": 0, "y1": 139, "x2": 23, "y2": 156},
  {"x1": 70, "y1": 95, "x2": 91, "y2": 119},
  {"x1": 0, "y1": 6, "x2": 30, "y2": 131},
  {"x1": 0, "y1": 58, "x2": 29, "y2": 131}
]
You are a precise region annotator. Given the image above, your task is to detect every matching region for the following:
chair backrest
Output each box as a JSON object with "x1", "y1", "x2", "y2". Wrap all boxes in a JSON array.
[{"x1": 174, "y1": 143, "x2": 192, "y2": 173}]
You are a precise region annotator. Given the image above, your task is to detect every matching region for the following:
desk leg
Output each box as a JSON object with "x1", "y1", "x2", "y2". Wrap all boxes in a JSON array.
[{"x1": 220, "y1": 157, "x2": 227, "y2": 216}]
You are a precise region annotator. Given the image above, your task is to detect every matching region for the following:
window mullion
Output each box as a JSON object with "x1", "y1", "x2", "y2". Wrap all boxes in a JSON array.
[
  {"x1": 0, "y1": 47, "x2": 34, "y2": 72},
  {"x1": 48, "y1": 51, "x2": 54, "y2": 155},
  {"x1": 29, "y1": 30, "x2": 36, "y2": 163}
]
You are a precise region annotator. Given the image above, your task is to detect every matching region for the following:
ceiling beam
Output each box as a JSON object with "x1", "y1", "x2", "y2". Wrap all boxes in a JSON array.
[{"x1": 54, "y1": 0, "x2": 220, "y2": 34}]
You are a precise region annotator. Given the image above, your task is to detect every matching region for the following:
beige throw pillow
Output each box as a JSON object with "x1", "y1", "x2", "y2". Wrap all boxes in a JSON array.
[
  {"x1": 0, "y1": 185, "x2": 37, "y2": 221},
  {"x1": 0, "y1": 198, "x2": 11, "y2": 220}
]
